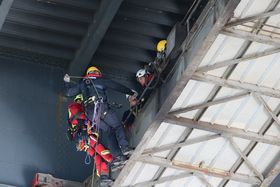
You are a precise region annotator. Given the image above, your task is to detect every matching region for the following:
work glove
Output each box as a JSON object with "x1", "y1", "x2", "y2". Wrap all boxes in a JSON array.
[
  {"x1": 63, "y1": 74, "x2": 70, "y2": 82},
  {"x1": 131, "y1": 89, "x2": 138, "y2": 98},
  {"x1": 127, "y1": 95, "x2": 138, "y2": 107}
]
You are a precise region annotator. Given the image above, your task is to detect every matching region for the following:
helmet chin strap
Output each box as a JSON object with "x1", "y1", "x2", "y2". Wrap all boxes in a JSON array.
[{"x1": 87, "y1": 73, "x2": 102, "y2": 78}]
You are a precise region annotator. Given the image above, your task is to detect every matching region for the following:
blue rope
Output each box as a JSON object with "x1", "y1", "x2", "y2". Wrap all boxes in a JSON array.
[{"x1": 85, "y1": 154, "x2": 91, "y2": 165}]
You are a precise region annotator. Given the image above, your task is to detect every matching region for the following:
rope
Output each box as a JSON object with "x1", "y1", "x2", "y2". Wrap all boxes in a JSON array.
[
  {"x1": 69, "y1": 75, "x2": 104, "y2": 186},
  {"x1": 87, "y1": 78, "x2": 103, "y2": 187}
]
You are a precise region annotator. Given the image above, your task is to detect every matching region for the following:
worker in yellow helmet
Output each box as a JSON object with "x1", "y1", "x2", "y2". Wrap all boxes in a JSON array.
[
  {"x1": 157, "y1": 40, "x2": 167, "y2": 53},
  {"x1": 155, "y1": 39, "x2": 167, "y2": 65},
  {"x1": 85, "y1": 66, "x2": 102, "y2": 78}
]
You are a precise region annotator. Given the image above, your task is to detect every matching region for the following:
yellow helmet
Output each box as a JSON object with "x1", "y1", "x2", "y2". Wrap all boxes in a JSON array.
[
  {"x1": 157, "y1": 40, "x2": 167, "y2": 52},
  {"x1": 74, "y1": 94, "x2": 83, "y2": 102},
  {"x1": 86, "y1": 66, "x2": 101, "y2": 77}
]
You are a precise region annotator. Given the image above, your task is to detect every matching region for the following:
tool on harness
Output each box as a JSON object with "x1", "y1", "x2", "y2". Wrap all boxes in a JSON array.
[{"x1": 83, "y1": 96, "x2": 96, "y2": 107}]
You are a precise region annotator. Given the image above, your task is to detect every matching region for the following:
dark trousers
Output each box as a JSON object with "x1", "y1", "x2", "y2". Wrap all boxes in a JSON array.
[{"x1": 86, "y1": 105, "x2": 129, "y2": 158}]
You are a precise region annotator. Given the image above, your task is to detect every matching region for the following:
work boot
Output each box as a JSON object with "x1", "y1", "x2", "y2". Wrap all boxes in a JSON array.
[
  {"x1": 111, "y1": 162, "x2": 126, "y2": 172},
  {"x1": 121, "y1": 146, "x2": 134, "y2": 156},
  {"x1": 100, "y1": 174, "x2": 113, "y2": 186},
  {"x1": 111, "y1": 155, "x2": 127, "y2": 166}
]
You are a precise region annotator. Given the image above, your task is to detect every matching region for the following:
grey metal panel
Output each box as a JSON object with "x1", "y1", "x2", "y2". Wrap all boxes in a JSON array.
[
  {"x1": 118, "y1": 3, "x2": 182, "y2": 26},
  {"x1": 111, "y1": 16, "x2": 171, "y2": 39},
  {"x1": 1, "y1": 22, "x2": 80, "y2": 49},
  {"x1": 7, "y1": 9, "x2": 87, "y2": 37},
  {"x1": 127, "y1": 0, "x2": 187, "y2": 14},
  {"x1": 93, "y1": 53, "x2": 143, "y2": 73},
  {"x1": 0, "y1": 46, "x2": 69, "y2": 68},
  {"x1": 104, "y1": 29, "x2": 158, "y2": 51},
  {"x1": 46, "y1": 0, "x2": 99, "y2": 11},
  {"x1": 98, "y1": 42, "x2": 155, "y2": 63},
  {"x1": 0, "y1": 58, "x2": 91, "y2": 186},
  {"x1": 12, "y1": 0, "x2": 93, "y2": 24},
  {"x1": 0, "y1": 33, "x2": 74, "y2": 59}
]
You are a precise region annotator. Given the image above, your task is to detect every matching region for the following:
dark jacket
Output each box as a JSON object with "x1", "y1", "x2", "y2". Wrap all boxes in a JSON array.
[{"x1": 65, "y1": 77, "x2": 134, "y2": 102}]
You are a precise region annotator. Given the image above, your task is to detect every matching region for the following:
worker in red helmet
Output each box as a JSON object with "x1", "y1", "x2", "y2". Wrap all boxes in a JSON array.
[{"x1": 64, "y1": 66, "x2": 136, "y2": 166}]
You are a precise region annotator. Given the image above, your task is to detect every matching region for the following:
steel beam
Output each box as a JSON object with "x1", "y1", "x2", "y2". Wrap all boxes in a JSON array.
[
  {"x1": 229, "y1": 138, "x2": 264, "y2": 181},
  {"x1": 112, "y1": 0, "x2": 241, "y2": 186},
  {"x1": 0, "y1": 0, "x2": 13, "y2": 30},
  {"x1": 194, "y1": 173, "x2": 213, "y2": 187},
  {"x1": 221, "y1": 28, "x2": 280, "y2": 47},
  {"x1": 2, "y1": 22, "x2": 79, "y2": 49},
  {"x1": 97, "y1": 42, "x2": 153, "y2": 63},
  {"x1": 68, "y1": 0, "x2": 123, "y2": 75},
  {"x1": 37, "y1": 0, "x2": 99, "y2": 11},
  {"x1": 260, "y1": 157, "x2": 280, "y2": 187},
  {"x1": 252, "y1": 93, "x2": 280, "y2": 129},
  {"x1": 104, "y1": 29, "x2": 156, "y2": 51},
  {"x1": 196, "y1": 47, "x2": 280, "y2": 73},
  {"x1": 142, "y1": 134, "x2": 220, "y2": 155},
  {"x1": 193, "y1": 73, "x2": 280, "y2": 99},
  {"x1": 127, "y1": 0, "x2": 186, "y2": 14},
  {"x1": 148, "y1": 129, "x2": 194, "y2": 187},
  {"x1": 0, "y1": 33, "x2": 73, "y2": 59},
  {"x1": 138, "y1": 156, "x2": 261, "y2": 185},
  {"x1": 169, "y1": 92, "x2": 249, "y2": 115},
  {"x1": 111, "y1": 16, "x2": 170, "y2": 39},
  {"x1": 119, "y1": 3, "x2": 180, "y2": 27},
  {"x1": 219, "y1": 103, "x2": 280, "y2": 187},
  {"x1": 13, "y1": 0, "x2": 92, "y2": 23},
  {"x1": 7, "y1": 9, "x2": 86, "y2": 36},
  {"x1": 164, "y1": 115, "x2": 280, "y2": 146},
  {"x1": 226, "y1": 8, "x2": 280, "y2": 27},
  {"x1": 129, "y1": 172, "x2": 192, "y2": 187}
]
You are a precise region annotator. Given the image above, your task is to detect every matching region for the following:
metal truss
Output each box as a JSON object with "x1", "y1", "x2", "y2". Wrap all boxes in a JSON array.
[
  {"x1": 196, "y1": 47, "x2": 280, "y2": 73},
  {"x1": 221, "y1": 28, "x2": 280, "y2": 47},
  {"x1": 229, "y1": 137, "x2": 264, "y2": 181},
  {"x1": 142, "y1": 134, "x2": 220, "y2": 155},
  {"x1": 169, "y1": 92, "x2": 249, "y2": 115},
  {"x1": 113, "y1": 0, "x2": 280, "y2": 187},
  {"x1": 253, "y1": 93, "x2": 280, "y2": 129},
  {"x1": 138, "y1": 156, "x2": 261, "y2": 185},
  {"x1": 125, "y1": 173, "x2": 193, "y2": 187},
  {"x1": 164, "y1": 115, "x2": 280, "y2": 146},
  {"x1": 226, "y1": 7, "x2": 280, "y2": 27},
  {"x1": 193, "y1": 73, "x2": 280, "y2": 99}
]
